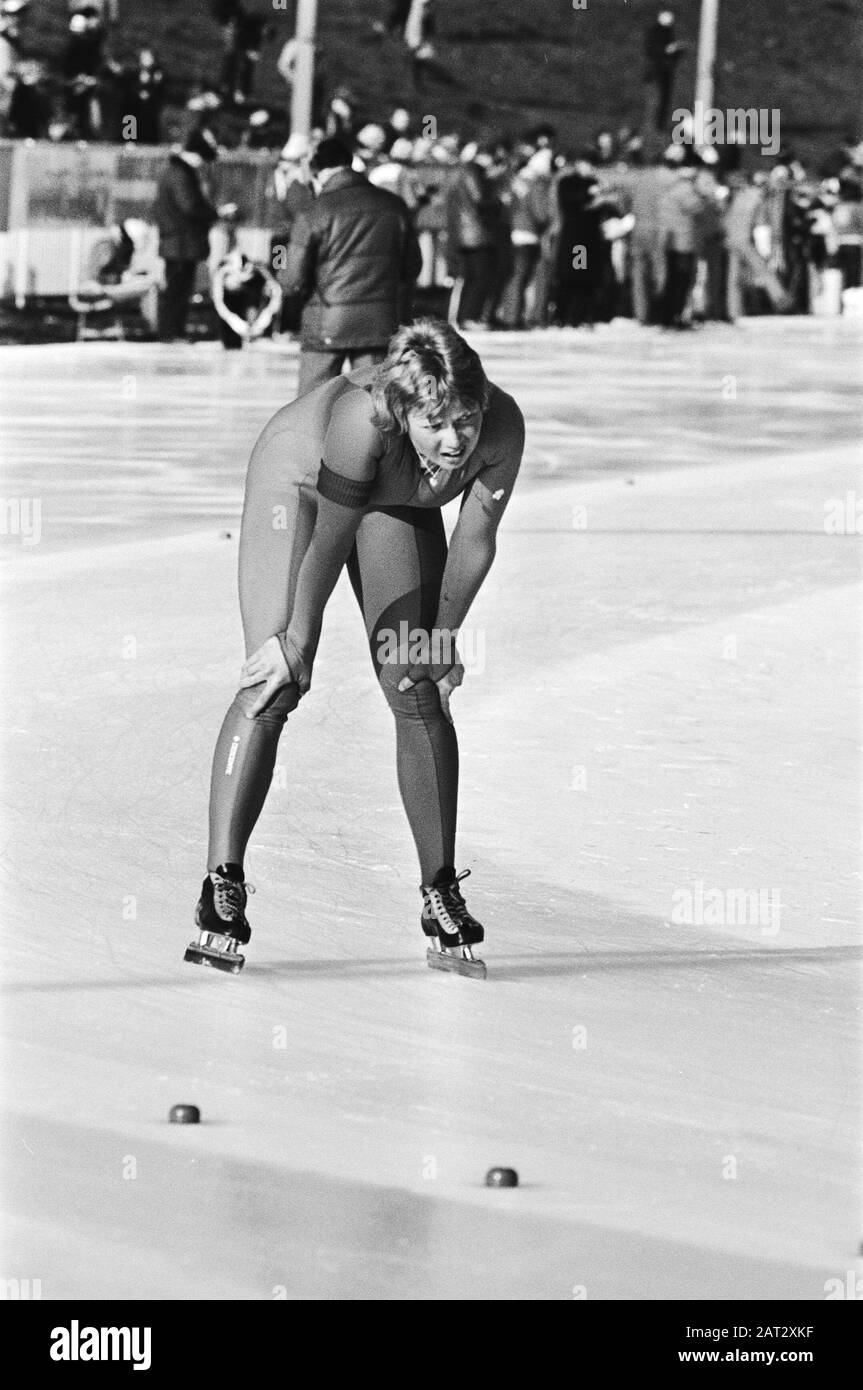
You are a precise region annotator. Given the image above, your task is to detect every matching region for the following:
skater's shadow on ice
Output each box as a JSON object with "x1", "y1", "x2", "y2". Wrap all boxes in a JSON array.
[
  {"x1": 486, "y1": 944, "x2": 862, "y2": 982},
  {"x1": 4, "y1": 944, "x2": 860, "y2": 994},
  {"x1": 2, "y1": 956, "x2": 444, "y2": 992}
]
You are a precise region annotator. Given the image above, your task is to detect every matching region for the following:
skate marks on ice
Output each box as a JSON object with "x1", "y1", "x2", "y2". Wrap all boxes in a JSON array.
[
  {"x1": 2, "y1": 938, "x2": 860, "y2": 993},
  {"x1": 0, "y1": 344, "x2": 297, "y2": 555},
  {"x1": 5, "y1": 840, "x2": 859, "y2": 995},
  {"x1": 477, "y1": 320, "x2": 863, "y2": 482},
  {"x1": 0, "y1": 1110, "x2": 838, "y2": 1301},
  {"x1": 2, "y1": 321, "x2": 861, "y2": 554}
]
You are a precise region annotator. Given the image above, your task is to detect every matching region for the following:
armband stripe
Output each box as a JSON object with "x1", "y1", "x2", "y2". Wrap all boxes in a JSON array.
[{"x1": 316, "y1": 460, "x2": 374, "y2": 508}]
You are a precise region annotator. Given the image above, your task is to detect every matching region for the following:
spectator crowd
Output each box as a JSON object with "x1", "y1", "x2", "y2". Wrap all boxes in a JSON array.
[
  {"x1": 245, "y1": 119, "x2": 863, "y2": 339},
  {"x1": 2, "y1": 2, "x2": 860, "y2": 338},
  {"x1": 0, "y1": 0, "x2": 282, "y2": 145}
]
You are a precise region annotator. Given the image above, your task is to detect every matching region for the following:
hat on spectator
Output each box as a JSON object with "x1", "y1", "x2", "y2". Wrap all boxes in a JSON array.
[
  {"x1": 357, "y1": 123, "x2": 387, "y2": 154},
  {"x1": 389, "y1": 138, "x2": 414, "y2": 163},
  {"x1": 310, "y1": 137, "x2": 353, "y2": 173},
  {"x1": 187, "y1": 91, "x2": 221, "y2": 113},
  {"x1": 280, "y1": 133, "x2": 310, "y2": 162},
  {"x1": 527, "y1": 147, "x2": 553, "y2": 176}
]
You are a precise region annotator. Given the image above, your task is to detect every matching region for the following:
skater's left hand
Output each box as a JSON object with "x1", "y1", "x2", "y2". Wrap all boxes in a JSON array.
[
  {"x1": 398, "y1": 661, "x2": 464, "y2": 725},
  {"x1": 240, "y1": 636, "x2": 299, "y2": 717}
]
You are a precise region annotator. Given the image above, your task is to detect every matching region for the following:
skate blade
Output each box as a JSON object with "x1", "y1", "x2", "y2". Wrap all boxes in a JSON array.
[
  {"x1": 426, "y1": 945, "x2": 487, "y2": 980},
  {"x1": 184, "y1": 938, "x2": 245, "y2": 974}
]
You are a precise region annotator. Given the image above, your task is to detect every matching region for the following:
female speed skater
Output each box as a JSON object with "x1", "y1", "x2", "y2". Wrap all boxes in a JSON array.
[{"x1": 185, "y1": 318, "x2": 525, "y2": 978}]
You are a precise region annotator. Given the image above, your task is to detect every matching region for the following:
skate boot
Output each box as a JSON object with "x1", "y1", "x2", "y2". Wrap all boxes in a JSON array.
[
  {"x1": 421, "y1": 866, "x2": 487, "y2": 980},
  {"x1": 184, "y1": 863, "x2": 254, "y2": 974}
]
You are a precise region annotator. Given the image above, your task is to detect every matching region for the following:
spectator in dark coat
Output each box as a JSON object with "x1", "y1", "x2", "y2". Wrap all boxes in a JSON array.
[
  {"x1": 643, "y1": 9, "x2": 685, "y2": 133},
  {"x1": 127, "y1": 47, "x2": 163, "y2": 144},
  {"x1": 446, "y1": 145, "x2": 502, "y2": 327},
  {"x1": 833, "y1": 176, "x2": 863, "y2": 290},
  {"x1": 211, "y1": 0, "x2": 268, "y2": 105},
  {"x1": 552, "y1": 169, "x2": 610, "y2": 327},
  {"x1": 63, "y1": 2, "x2": 114, "y2": 139},
  {"x1": 280, "y1": 138, "x2": 422, "y2": 396},
  {"x1": 694, "y1": 161, "x2": 729, "y2": 321},
  {"x1": 153, "y1": 126, "x2": 223, "y2": 341},
  {"x1": 6, "y1": 58, "x2": 51, "y2": 139},
  {"x1": 1, "y1": 0, "x2": 30, "y2": 130}
]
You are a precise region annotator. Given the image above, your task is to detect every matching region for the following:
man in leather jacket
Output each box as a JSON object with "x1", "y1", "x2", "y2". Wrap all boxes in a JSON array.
[{"x1": 280, "y1": 137, "x2": 422, "y2": 397}]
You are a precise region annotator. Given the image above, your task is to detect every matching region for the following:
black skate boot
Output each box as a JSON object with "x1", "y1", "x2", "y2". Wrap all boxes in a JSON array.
[
  {"x1": 421, "y1": 867, "x2": 487, "y2": 980},
  {"x1": 184, "y1": 863, "x2": 254, "y2": 974}
]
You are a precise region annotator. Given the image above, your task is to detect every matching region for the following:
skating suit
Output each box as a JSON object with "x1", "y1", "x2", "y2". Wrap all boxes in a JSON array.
[
  {"x1": 237, "y1": 365, "x2": 525, "y2": 656},
  {"x1": 209, "y1": 364, "x2": 524, "y2": 882}
]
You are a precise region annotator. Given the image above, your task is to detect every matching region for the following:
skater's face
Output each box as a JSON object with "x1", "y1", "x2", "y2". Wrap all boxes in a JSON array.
[{"x1": 406, "y1": 401, "x2": 483, "y2": 474}]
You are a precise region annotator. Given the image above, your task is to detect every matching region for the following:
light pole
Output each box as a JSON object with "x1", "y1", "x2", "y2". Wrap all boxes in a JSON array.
[
  {"x1": 290, "y1": 0, "x2": 319, "y2": 137},
  {"x1": 695, "y1": 0, "x2": 720, "y2": 113}
]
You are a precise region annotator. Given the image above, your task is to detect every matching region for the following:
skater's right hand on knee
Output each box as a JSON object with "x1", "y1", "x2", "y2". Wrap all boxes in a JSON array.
[
  {"x1": 398, "y1": 660, "x2": 464, "y2": 725},
  {"x1": 240, "y1": 635, "x2": 307, "y2": 717},
  {"x1": 435, "y1": 662, "x2": 464, "y2": 725}
]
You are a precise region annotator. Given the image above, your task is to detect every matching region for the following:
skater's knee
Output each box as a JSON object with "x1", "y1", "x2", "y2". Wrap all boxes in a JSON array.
[
  {"x1": 230, "y1": 683, "x2": 299, "y2": 727},
  {"x1": 378, "y1": 665, "x2": 442, "y2": 720}
]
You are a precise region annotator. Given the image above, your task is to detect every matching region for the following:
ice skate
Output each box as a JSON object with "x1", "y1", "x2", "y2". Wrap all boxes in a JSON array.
[
  {"x1": 184, "y1": 864, "x2": 254, "y2": 974},
  {"x1": 421, "y1": 867, "x2": 487, "y2": 980}
]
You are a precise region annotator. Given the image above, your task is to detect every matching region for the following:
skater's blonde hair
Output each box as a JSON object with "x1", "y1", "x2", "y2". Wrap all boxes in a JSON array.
[{"x1": 370, "y1": 319, "x2": 491, "y2": 435}]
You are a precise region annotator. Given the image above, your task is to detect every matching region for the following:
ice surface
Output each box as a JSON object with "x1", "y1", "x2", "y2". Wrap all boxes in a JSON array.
[{"x1": 1, "y1": 322, "x2": 860, "y2": 1299}]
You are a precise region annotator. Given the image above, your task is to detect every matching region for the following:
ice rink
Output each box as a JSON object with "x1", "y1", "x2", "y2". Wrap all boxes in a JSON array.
[{"x1": 1, "y1": 319, "x2": 861, "y2": 1300}]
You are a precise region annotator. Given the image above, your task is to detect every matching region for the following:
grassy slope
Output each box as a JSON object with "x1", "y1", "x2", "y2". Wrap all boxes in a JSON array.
[{"x1": 30, "y1": 0, "x2": 861, "y2": 165}]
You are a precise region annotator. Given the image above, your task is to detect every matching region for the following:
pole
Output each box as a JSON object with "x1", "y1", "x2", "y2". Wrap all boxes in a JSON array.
[
  {"x1": 290, "y1": 0, "x2": 319, "y2": 137},
  {"x1": 694, "y1": 0, "x2": 720, "y2": 113}
]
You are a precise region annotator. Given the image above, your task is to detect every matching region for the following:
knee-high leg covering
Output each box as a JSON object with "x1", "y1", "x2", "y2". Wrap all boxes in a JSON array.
[
  {"x1": 207, "y1": 430, "x2": 318, "y2": 870},
  {"x1": 348, "y1": 505, "x2": 459, "y2": 883},
  {"x1": 207, "y1": 683, "x2": 299, "y2": 869},
  {"x1": 378, "y1": 664, "x2": 459, "y2": 883}
]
